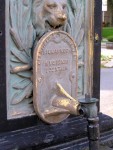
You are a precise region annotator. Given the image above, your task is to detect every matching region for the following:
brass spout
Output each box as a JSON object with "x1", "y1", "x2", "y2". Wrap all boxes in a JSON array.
[
  {"x1": 52, "y1": 97, "x2": 80, "y2": 115},
  {"x1": 44, "y1": 83, "x2": 81, "y2": 118}
]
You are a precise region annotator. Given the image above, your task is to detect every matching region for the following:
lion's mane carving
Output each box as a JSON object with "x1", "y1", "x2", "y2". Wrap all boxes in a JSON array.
[{"x1": 32, "y1": 0, "x2": 68, "y2": 39}]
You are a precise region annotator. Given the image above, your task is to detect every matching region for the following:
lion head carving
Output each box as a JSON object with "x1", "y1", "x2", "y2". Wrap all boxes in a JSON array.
[{"x1": 32, "y1": 0, "x2": 68, "y2": 39}]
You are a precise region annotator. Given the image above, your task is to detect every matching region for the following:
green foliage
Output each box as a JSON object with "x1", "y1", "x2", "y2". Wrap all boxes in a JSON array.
[
  {"x1": 109, "y1": 0, "x2": 113, "y2": 7},
  {"x1": 101, "y1": 55, "x2": 112, "y2": 61},
  {"x1": 102, "y1": 27, "x2": 113, "y2": 38},
  {"x1": 107, "y1": 36, "x2": 113, "y2": 42}
]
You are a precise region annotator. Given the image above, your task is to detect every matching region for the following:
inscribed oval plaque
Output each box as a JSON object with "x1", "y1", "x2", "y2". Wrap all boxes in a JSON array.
[{"x1": 33, "y1": 31, "x2": 78, "y2": 124}]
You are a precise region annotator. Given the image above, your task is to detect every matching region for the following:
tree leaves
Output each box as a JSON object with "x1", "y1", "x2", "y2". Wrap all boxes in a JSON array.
[{"x1": 108, "y1": 0, "x2": 113, "y2": 7}]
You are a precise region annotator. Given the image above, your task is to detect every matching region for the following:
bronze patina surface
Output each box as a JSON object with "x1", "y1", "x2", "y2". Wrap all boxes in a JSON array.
[
  {"x1": 32, "y1": 0, "x2": 68, "y2": 39},
  {"x1": 33, "y1": 31, "x2": 78, "y2": 124}
]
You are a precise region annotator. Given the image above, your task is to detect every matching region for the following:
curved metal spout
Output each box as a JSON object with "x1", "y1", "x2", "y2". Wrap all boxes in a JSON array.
[
  {"x1": 52, "y1": 96, "x2": 80, "y2": 115},
  {"x1": 53, "y1": 83, "x2": 80, "y2": 115},
  {"x1": 44, "y1": 83, "x2": 81, "y2": 117}
]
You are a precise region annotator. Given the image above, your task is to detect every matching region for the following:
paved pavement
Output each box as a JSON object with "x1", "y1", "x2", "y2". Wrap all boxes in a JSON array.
[
  {"x1": 100, "y1": 68, "x2": 113, "y2": 117},
  {"x1": 100, "y1": 46, "x2": 113, "y2": 117},
  {"x1": 100, "y1": 46, "x2": 113, "y2": 149},
  {"x1": 101, "y1": 48, "x2": 113, "y2": 57}
]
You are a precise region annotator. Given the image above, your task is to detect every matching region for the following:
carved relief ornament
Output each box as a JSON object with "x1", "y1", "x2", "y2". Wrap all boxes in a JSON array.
[{"x1": 7, "y1": 0, "x2": 94, "y2": 119}]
